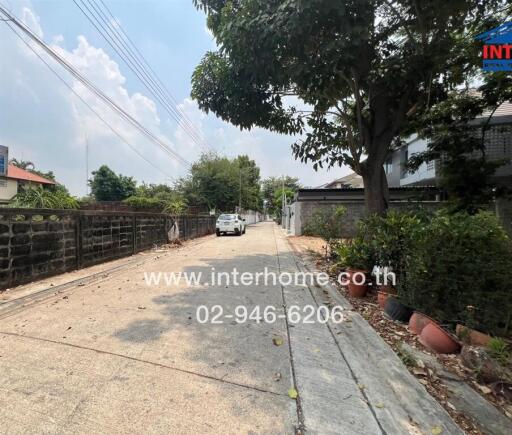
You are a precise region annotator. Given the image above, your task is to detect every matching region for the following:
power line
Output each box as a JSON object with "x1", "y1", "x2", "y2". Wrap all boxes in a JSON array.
[
  {"x1": 74, "y1": 0, "x2": 211, "y2": 152},
  {"x1": 0, "y1": 4, "x2": 191, "y2": 168},
  {"x1": 0, "y1": 13, "x2": 176, "y2": 181},
  {"x1": 96, "y1": 0, "x2": 211, "y2": 149}
]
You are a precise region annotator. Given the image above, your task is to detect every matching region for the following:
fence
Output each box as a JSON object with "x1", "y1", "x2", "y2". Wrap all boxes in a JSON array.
[{"x1": 0, "y1": 209, "x2": 216, "y2": 289}]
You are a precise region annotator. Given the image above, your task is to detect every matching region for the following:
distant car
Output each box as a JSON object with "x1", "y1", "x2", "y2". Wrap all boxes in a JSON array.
[{"x1": 216, "y1": 214, "x2": 246, "y2": 236}]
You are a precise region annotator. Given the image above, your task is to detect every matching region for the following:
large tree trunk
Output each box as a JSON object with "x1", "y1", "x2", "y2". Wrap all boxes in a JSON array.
[{"x1": 361, "y1": 163, "x2": 389, "y2": 215}]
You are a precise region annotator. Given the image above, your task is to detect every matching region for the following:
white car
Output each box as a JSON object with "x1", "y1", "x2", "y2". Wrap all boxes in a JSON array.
[{"x1": 216, "y1": 214, "x2": 246, "y2": 236}]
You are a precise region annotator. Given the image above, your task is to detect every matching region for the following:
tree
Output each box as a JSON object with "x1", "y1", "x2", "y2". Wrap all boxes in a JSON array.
[
  {"x1": 262, "y1": 176, "x2": 300, "y2": 216},
  {"x1": 177, "y1": 152, "x2": 262, "y2": 212},
  {"x1": 236, "y1": 155, "x2": 262, "y2": 211},
  {"x1": 89, "y1": 165, "x2": 136, "y2": 201},
  {"x1": 408, "y1": 74, "x2": 512, "y2": 213},
  {"x1": 191, "y1": 0, "x2": 508, "y2": 214}
]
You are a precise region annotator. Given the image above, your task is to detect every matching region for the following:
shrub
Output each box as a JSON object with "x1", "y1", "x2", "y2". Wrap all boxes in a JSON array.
[
  {"x1": 11, "y1": 185, "x2": 78, "y2": 209},
  {"x1": 357, "y1": 210, "x2": 429, "y2": 281},
  {"x1": 303, "y1": 206, "x2": 347, "y2": 241},
  {"x1": 123, "y1": 196, "x2": 163, "y2": 210},
  {"x1": 334, "y1": 238, "x2": 373, "y2": 271},
  {"x1": 400, "y1": 211, "x2": 512, "y2": 335}
]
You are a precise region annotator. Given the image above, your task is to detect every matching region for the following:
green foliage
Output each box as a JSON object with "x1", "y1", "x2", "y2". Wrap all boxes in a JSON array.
[
  {"x1": 334, "y1": 238, "x2": 373, "y2": 271},
  {"x1": 262, "y1": 176, "x2": 300, "y2": 217},
  {"x1": 123, "y1": 196, "x2": 162, "y2": 210},
  {"x1": 176, "y1": 152, "x2": 262, "y2": 212},
  {"x1": 400, "y1": 211, "x2": 512, "y2": 335},
  {"x1": 357, "y1": 210, "x2": 429, "y2": 282},
  {"x1": 162, "y1": 197, "x2": 187, "y2": 215},
  {"x1": 11, "y1": 185, "x2": 78, "y2": 209},
  {"x1": 192, "y1": 0, "x2": 508, "y2": 213},
  {"x1": 303, "y1": 206, "x2": 347, "y2": 241},
  {"x1": 488, "y1": 337, "x2": 510, "y2": 365},
  {"x1": 89, "y1": 165, "x2": 136, "y2": 201}
]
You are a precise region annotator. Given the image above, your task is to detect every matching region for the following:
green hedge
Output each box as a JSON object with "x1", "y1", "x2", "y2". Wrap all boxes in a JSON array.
[{"x1": 399, "y1": 211, "x2": 512, "y2": 335}]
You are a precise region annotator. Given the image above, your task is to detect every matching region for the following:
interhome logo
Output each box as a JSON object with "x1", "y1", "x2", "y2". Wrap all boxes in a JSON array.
[{"x1": 475, "y1": 22, "x2": 512, "y2": 71}]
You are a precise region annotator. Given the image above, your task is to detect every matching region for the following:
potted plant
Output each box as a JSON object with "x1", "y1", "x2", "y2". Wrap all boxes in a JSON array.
[
  {"x1": 419, "y1": 321, "x2": 461, "y2": 354},
  {"x1": 337, "y1": 240, "x2": 372, "y2": 298}
]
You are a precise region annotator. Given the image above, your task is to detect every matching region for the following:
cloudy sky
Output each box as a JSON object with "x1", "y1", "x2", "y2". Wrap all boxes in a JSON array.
[{"x1": 0, "y1": 0, "x2": 350, "y2": 196}]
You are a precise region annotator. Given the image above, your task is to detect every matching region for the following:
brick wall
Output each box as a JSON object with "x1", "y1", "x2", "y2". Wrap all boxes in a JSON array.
[{"x1": 0, "y1": 209, "x2": 216, "y2": 289}]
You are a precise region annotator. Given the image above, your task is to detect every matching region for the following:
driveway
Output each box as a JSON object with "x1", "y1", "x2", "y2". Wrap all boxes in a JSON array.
[{"x1": 0, "y1": 222, "x2": 460, "y2": 434}]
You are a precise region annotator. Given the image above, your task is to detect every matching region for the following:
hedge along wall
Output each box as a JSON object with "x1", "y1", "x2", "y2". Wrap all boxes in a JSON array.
[
  {"x1": 0, "y1": 209, "x2": 216, "y2": 290},
  {"x1": 289, "y1": 201, "x2": 445, "y2": 237}
]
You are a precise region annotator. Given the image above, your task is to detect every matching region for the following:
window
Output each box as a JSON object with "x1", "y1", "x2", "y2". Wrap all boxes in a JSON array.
[
  {"x1": 0, "y1": 178, "x2": 6, "y2": 187},
  {"x1": 384, "y1": 157, "x2": 393, "y2": 175},
  {"x1": 400, "y1": 148, "x2": 409, "y2": 179},
  {"x1": 0, "y1": 155, "x2": 5, "y2": 176}
]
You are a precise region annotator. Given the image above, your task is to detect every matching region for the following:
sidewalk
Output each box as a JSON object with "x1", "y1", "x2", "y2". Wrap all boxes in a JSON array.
[{"x1": 277, "y1": 226, "x2": 462, "y2": 434}]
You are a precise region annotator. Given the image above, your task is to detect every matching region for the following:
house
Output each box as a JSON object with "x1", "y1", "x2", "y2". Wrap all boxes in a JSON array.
[
  {"x1": 0, "y1": 146, "x2": 55, "y2": 204},
  {"x1": 319, "y1": 172, "x2": 364, "y2": 189},
  {"x1": 284, "y1": 98, "x2": 512, "y2": 237},
  {"x1": 385, "y1": 99, "x2": 512, "y2": 188}
]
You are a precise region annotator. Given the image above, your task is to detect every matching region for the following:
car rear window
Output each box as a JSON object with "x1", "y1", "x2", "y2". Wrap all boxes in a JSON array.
[{"x1": 218, "y1": 214, "x2": 235, "y2": 220}]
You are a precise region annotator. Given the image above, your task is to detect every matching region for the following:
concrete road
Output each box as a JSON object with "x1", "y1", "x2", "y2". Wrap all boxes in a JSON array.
[{"x1": 0, "y1": 222, "x2": 461, "y2": 434}]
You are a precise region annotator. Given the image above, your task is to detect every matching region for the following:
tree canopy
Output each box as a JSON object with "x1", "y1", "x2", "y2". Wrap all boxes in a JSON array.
[
  {"x1": 261, "y1": 176, "x2": 301, "y2": 217},
  {"x1": 89, "y1": 165, "x2": 136, "y2": 201},
  {"x1": 192, "y1": 0, "x2": 509, "y2": 213},
  {"x1": 176, "y1": 152, "x2": 262, "y2": 212}
]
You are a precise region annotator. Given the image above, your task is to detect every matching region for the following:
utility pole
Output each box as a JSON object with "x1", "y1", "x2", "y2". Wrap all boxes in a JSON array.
[
  {"x1": 239, "y1": 164, "x2": 242, "y2": 211},
  {"x1": 281, "y1": 175, "x2": 285, "y2": 225}
]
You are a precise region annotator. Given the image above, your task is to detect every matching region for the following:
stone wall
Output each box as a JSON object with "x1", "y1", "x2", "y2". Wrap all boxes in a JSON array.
[{"x1": 0, "y1": 209, "x2": 216, "y2": 289}]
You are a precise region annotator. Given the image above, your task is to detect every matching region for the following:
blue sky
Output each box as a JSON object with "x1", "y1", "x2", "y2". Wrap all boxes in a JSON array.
[{"x1": 0, "y1": 0, "x2": 348, "y2": 196}]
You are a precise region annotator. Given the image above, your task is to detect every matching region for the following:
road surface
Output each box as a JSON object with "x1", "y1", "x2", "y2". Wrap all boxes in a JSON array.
[{"x1": 0, "y1": 222, "x2": 460, "y2": 434}]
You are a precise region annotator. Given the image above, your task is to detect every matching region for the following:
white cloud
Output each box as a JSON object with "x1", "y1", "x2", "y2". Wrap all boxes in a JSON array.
[{"x1": 0, "y1": 4, "x2": 344, "y2": 197}]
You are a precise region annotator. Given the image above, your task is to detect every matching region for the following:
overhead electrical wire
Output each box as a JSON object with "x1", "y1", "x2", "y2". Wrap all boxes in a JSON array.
[
  {"x1": 73, "y1": 0, "x2": 211, "y2": 153},
  {"x1": 1, "y1": 20, "x2": 175, "y2": 180},
  {"x1": 0, "y1": 4, "x2": 191, "y2": 168}
]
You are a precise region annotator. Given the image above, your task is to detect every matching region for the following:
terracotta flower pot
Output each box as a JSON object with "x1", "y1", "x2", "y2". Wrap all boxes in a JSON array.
[
  {"x1": 377, "y1": 285, "x2": 396, "y2": 309},
  {"x1": 346, "y1": 268, "x2": 369, "y2": 298},
  {"x1": 409, "y1": 311, "x2": 433, "y2": 335},
  {"x1": 455, "y1": 324, "x2": 491, "y2": 347},
  {"x1": 384, "y1": 297, "x2": 413, "y2": 323},
  {"x1": 419, "y1": 322, "x2": 461, "y2": 354}
]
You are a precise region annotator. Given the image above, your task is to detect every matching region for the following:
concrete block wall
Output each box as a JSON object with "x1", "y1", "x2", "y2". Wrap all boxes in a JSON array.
[
  {"x1": 0, "y1": 209, "x2": 216, "y2": 290},
  {"x1": 293, "y1": 201, "x2": 444, "y2": 237}
]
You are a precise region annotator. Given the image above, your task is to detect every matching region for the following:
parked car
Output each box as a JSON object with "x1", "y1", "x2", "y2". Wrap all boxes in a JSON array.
[{"x1": 216, "y1": 214, "x2": 246, "y2": 236}]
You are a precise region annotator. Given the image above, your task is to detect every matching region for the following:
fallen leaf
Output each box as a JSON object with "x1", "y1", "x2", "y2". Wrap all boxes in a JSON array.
[
  {"x1": 431, "y1": 426, "x2": 443, "y2": 435},
  {"x1": 413, "y1": 368, "x2": 428, "y2": 377},
  {"x1": 288, "y1": 388, "x2": 298, "y2": 399},
  {"x1": 273, "y1": 372, "x2": 282, "y2": 382},
  {"x1": 273, "y1": 337, "x2": 284, "y2": 346},
  {"x1": 475, "y1": 384, "x2": 492, "y2": 395},
  {"x1": 375, "y1": 403, "x2": 385, "y2": 409},
  {"x1": 138, "y1": 306, "x2": 146, "y2": 310},
  {"x1": 416, "y1": 359, "x2": 425, "y2": 369},
  {"x1": 358, "y1": 384, "x2": 366, "y2": 391}
]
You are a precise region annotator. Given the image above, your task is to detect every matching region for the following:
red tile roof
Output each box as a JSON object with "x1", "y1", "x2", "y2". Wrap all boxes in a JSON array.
[{"x1": 7, "y1": 164, "x2": 56, "y2": 185}]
